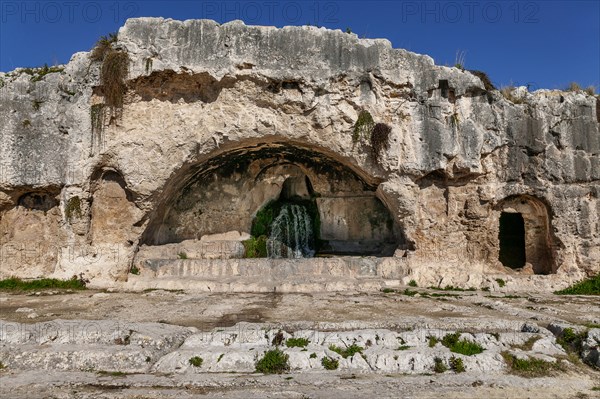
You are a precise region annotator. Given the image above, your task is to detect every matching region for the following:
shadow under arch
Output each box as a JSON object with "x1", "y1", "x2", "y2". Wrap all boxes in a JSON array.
[
  {"x1": 495, "y1": 194, "x2": 558, "y2": 274},
  {"x1": 140, "y1": 139, "x2": 402, "y2": 255}
]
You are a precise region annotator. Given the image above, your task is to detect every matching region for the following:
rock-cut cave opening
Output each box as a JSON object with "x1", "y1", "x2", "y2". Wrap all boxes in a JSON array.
[
  {"x1": 498, "y1": 212, "x2": 526, "y2": 269},
  {"x1": 140, "y1": 144, "x2": 402, "y2": 259},
  {"x1": 496, "y1": 195, "x2": 556, "y2": 275}
]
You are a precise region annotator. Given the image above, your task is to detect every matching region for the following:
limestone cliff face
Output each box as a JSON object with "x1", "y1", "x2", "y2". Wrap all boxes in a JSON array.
[{"x1": 0, "y1": 18, "x2": 598, "y2": 286}]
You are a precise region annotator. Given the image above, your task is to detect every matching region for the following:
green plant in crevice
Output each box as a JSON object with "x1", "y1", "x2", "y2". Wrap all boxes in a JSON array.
[
  {"x1": 433, "y1": 357, "x2": 448, "y2": 373},
  {"x1": 321, "y1": 356, "x2": 339, "y2": 370},
  {"x1": 328, "y1": 344, "x2": 364, "y2": 359},
  {"x1": 90, "y1": 32, "x2": 129, "y2": 119},
  {"x1": 501, "y1": 352, "x2": 561, "y2": 377},
  {"x1": 556, "y1": 327, "x2": 587, "y2": 354},
  {"x1": 65, "y1": 196, "x2": 82, "y2": 221},
  {"x1": 370, "y1": 122, "x2": 391, "y2": 163},
  {"x1": 129, "y1": 266, "x2": 140, "y2": 275},
  {"x1": 286, "y1": 337, "x2": 310, "y2": 348},
  {"x1": 255, "y1": 349, "x2": 290, "y2": 374},
  {"x1": 554, "y1": 275, "x2": 599, "y2": 295},
  {"x1": 449, "y1": 113, "x2": 460, "y2": 129},
  {"x1": 188, "y1": 356, "x2": 203, "y2": 368},
  {"x1": 177, "y1": 252, "x2": 188, "y2": 260},
  {"x1": 30, "y1": 64, "x2": 64, "y2": 82},
  {"x1": 243, "y1": 235, "x2": 268, "y2": 258},
  {"x1": 353, "y1": 110, "x2": 375, "y2": 143},
  {"x1": 90, "y1": 33, "x2": 118, "y2": 62},
  {"x1": 100, "y1": 50, "x2": 129, "y2": 111},
  {"x1": 251, "y1": 200, "x2": 280, "y2": 237},
  {"x1": 449, "y1": 356, "x2": 465, "y2": 373},
  {"x1": 441, "y1": 332, "x2": 485, "y2": 356}
]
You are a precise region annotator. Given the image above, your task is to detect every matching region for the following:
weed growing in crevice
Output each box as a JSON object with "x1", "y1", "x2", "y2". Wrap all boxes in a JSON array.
[
  {"x1": 370, "y1": 122, "x2": 391, "y2": 163},
  {"x1": 243, "y1": 236, "x2": 268, "y2": 258},
  {"x1": 321, "y1": 356, "x2": 339, "y2": 370},
  {"x1": 255, "y1": 349, "x2": 290, "y2": 374},
  {"x1": 328, "y1": 344, "x2": 363, "y2": 359},
  {"x1": 0, "y1": 277, "x2": 87, "y2": 291},
  {"x1": 433, "y1": 357, "x2": 447, "y2": 373},
  {"x1": 65, "y1": 196, "x2": 82, "y2": 221},
  {"x1": 286, "y1": 337, "x2": 310, "y2": 348},
  {"x1": 554, "y1": 275, "x2": 599, "y2": 295},
  {"x1": 501, "y1": 352, "x2": 561, "y2": 377},
  {"x1": 449, "y1": 356, "x2": 465, "y2": 373},
  {"x1": 90, "y1": 32, "x2": 129, "y2": 121},
  {"x1": 441, "y1": 332, "x2": 485, "y2": 356},
  {"x1": 353, "y1": 110, "x2": 375, "y2": 143},
  {"x1": 188, "y1": 356, "x2": 203, "y2": 368}
]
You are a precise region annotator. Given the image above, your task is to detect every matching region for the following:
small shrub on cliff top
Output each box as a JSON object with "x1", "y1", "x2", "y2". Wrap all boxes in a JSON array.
[
  {"x1": 500, "y1": 85, "x2": 526, "y2": 104},
  {"x1": 90, "y1": 32, "x2": 129, "y2": 114},
  {"x1": 468, "y1": 70, "x2": 496, "y2": 91},
  {"x1": 90, "y1": 33, "x2": 118, "y2": 62}
]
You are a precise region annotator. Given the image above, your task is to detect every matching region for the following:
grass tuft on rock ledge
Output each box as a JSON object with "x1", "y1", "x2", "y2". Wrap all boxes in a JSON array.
[
  {"x1": 328, "y1": 344, "x2": 364, "y2": 359},
  {"x1": 441, "y1": 332, "x2": 485, "y2": 356},
  {"x1": 255, "y1": 349, "x2": 290, "y2": 374},
  {"x1": 321, "y1": 356, "x2": 339, "y2": 370},
  {"x1": 285, "y1": 337, "x2": 310, "y2": 348},
  {"x1": 0, "y1": 277, "x2": 87, "y2": 291},
  {"x1": 501, "y1": 352, "x2": 562, "y2": 378},
  {"x1": 554, "y1": 275, "x2": 599, "y2": 295}
]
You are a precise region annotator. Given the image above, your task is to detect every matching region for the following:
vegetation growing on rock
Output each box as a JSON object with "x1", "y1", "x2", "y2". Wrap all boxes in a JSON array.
[
  {"x1": 554, "y1": 275, "x2": 599, "y2": 295},
  {"x1": 255, "y1": 349, "x2": 290, "y2": 374}
]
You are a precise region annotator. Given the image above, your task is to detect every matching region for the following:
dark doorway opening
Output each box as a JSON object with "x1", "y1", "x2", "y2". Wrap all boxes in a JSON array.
[{"x1": 499, "y1": 212, "x2": 526, "y2": 268}]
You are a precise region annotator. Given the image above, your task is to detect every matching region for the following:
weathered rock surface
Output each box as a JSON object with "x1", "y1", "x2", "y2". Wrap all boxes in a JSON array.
[
  {"x1": 2, "y1": 289, "x2": 600, "y2": 398},
  {"x1": 0, "y1": 18, "x2": 598, "y2": 289}
]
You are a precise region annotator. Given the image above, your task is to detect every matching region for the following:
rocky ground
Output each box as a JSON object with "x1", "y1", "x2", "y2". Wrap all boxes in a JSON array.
[{"x1": 1, "y1": 287, "x2": 599, "y2": 398}]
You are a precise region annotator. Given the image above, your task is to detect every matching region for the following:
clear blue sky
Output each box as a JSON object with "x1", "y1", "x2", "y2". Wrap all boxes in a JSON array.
[{"x1": 1, "y1": 0, "x2": 598, "y2": 90}]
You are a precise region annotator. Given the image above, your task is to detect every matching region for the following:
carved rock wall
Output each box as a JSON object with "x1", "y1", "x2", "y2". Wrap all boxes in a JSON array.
[{"x1": 0, "y1": 18, "x2": 598, "y2": 287}]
